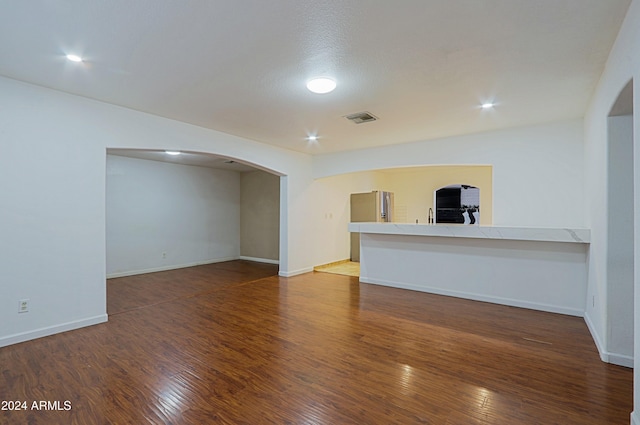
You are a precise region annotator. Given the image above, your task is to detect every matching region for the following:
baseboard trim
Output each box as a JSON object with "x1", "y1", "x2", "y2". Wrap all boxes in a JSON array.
[
  {"x1": 359, "y1": 276, "x2": 584, "y2": 317},
  {"x1": 608, "y1": 353, "x2": 634, "y2": 368},
  {"x1": 632, "y1": 411, "x2": 640, "y2": 425},
  {"x1": 0, "y1": 314, "x2": 108, "y2": 348},
  {"x1": 279, "y1": 267, "x2": 314, "y2": 277},
  {"x1": 107, "y1": 256, "x2": 240, "y2": 278},
  {"x1": 582, "y1": 313, "x2": 634, "y2": 367},
  {"x1": 584, "y1": 312, "x2": 608, "y2": 363},
  {"x1": 239, "y1": 256, "x2": 279, "y2": 265}
]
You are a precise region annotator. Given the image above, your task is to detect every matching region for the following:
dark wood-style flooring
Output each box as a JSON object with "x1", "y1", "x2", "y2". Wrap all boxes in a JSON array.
[{"x1": 0, "y1": 260, "x2": 633, "y2": 424}]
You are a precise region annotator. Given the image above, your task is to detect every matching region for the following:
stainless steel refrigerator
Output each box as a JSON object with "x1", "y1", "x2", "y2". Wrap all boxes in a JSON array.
[{"x1": 350, "y1": 191, "x2": 394, "y2": 262}]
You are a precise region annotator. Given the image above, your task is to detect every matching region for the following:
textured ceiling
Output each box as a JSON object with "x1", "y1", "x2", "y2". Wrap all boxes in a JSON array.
[{"x1": 0, "y1": 0, "x2": 631, "y2": 155}]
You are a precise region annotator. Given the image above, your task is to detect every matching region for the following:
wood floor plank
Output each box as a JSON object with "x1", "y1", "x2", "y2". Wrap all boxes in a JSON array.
[{"x1": 0, "y1": 261, "x2": 633, "y2": 424}]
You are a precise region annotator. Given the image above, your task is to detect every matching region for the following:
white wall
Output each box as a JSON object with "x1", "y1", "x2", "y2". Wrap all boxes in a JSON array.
[
  {"x1": 0, "y1": 75, "x2": 315, "y2": 347},
  {"x1": 106, "y1": 155, "x2": 241, "y2": 277},
  {"x1": 314, "y1": 119, "x2": 586, "y2": 228},
  {"x1": 0, "y1": 80, "x2": 108, "y2": 346},
  {"x1": 359, "y1": 233, "x2": 588, "y2": 316}
]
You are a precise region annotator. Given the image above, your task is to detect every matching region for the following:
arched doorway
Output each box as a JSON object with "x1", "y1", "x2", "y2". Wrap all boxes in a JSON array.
[{"x1": 105, "y1": 149, "x2": 285, "y2": 277}]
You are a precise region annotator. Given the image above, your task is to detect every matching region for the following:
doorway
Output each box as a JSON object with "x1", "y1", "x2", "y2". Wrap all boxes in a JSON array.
[
  {"x1": 606, "y1": 79, "x2": 634, "y2": 366},
  {"x1": 105, "y1": 150, "x2": 281, "y2": 278}
]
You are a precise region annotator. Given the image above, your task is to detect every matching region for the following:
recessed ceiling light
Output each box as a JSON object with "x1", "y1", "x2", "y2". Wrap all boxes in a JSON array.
[
  {"x1": 481, "y1": 102, "x2": 495, "y2": 109},
  {"x1": 165, "y1": 150, "x2": 181, "y2": 155},
  {"x1": 306, "y1": 78, "x2": 336, "y2": 94},
  {"x1": 66, "y1": 54, "x2": 83, "y2": 63},
  {"x1": 307, "y1": 135, "x2": 318, "y2": 142}
]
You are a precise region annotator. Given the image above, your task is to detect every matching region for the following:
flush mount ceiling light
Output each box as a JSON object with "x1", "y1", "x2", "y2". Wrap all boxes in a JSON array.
[
  {"x1": 66, "y1": 54, "x2": 83, "y2": 63},
  {"x1": 306, "y1": 77, "x2": 336, "y2": 94},
  {"x1": 165, "y1": 150, "x2": 181, "y2": 155},
  {"x1": 481, "y1": 102, "x2": 495, "y2": 109},
  {"x1": 306, "y1": 135, "x2": 318, "y2": 142}
]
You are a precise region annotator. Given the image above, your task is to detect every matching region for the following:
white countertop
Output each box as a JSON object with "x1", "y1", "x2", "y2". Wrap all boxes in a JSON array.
[{"x1": 348, "y1": 222, "x2": 590, "y2": 244}]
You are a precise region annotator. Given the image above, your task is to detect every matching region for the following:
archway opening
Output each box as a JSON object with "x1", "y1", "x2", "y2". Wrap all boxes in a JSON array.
[
  {"x1": 105, "y1": 149, "x2": 284, "y2": 278},
  {"x1": 606, "y1": 79, "x2": 634, "y2": 367}
]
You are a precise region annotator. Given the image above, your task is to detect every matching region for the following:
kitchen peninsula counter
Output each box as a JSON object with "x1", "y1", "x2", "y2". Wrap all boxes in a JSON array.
[
  {"x1": 348, "y1": 222, "x2": 590, "y2": 243},
  {"x1": 349, "y1": 222, "x2": 591, "y2": 316}
]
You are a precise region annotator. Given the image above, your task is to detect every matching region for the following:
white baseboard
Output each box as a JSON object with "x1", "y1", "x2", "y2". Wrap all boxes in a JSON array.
[
  {"x1": 359, "y1": 276, "x2": 584, "y2": 317},
  {"x1": 239, "y1": 256, "x2": 279, "y2": 265},
  {"x1": 584, "y1": 312, "x2": 608, "y2": 363},
  {"x1": 106, "y1": 256, "x2": 240, "y2": 278},
  {"x1": 583, "y1": 312, "x2": 634, "y2": 368},
  {"x1": 279, "y1": 266, "x2": 314, "y2": 277},
  {"x1": 632, "y1": 411, "x2": 640, "y2": 425},
  {"x1": 0, "y1": 314, "x2": 108, "y2": 348},
  {"x1": 608, "y1": 353, "x2": 634, "y2": 368}
]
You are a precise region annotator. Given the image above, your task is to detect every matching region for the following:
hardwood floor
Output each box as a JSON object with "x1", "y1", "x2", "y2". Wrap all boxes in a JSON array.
[{"x1": 0, "y1": 260, "x2": 633, "y2": 424}]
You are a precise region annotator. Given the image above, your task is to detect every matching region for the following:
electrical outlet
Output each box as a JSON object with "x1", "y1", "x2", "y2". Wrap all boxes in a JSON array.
[
  {"x1": 162, "y1": 252, "x2": 167, "y2": 259},
  {"x1": 18, "y1": 299, "x2": 29, "y2": 313}
]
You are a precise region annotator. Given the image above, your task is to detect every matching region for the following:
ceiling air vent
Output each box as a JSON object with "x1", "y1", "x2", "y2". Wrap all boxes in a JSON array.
[{"x1": 344, "y1": 111, "x2": 378, "y2": 124}]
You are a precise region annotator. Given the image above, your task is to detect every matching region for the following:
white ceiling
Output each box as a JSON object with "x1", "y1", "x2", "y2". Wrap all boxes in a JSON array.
[{"x1": 0, "y1": 0, "x2": 631, "y2": 156}]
